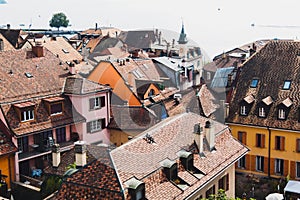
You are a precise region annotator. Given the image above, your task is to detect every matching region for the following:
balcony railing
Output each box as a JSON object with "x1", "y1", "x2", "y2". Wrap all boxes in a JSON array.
[{"x1": 18, "y1": 141, "x2": 74, "y2": 162}]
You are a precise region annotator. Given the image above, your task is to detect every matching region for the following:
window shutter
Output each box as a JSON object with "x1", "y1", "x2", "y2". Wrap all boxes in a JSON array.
[
  {"x1": 89, "y1": 98, "x2": 94, "y2": 110},
  {"x1": 256, "y1": 134, "x2": 259, "y2": 147},
  {"x1": 87, "y1": 122, "x2": 91, "y2": 133},
  {"x1": 270, "y1": 158, "x2": 275, "y2": 175},
  {"x1": 264, "y1": 157, "x2": 268, "y2": 174},
  {"x1": 290, "y1": 161, "x2": 296, "y2": 179},
  {"x1": 296, "y1": 139, "x2": 300, "y2": 152},
  {"x1": 243, "y1": 132, "x2": 247, "y2": 145},
  {"x1": 101, "y1": 96, "x2": 105, "y2": 107},
  {"x1": 262, "y1": 134, "x2": 265, "y2": 148},
  {"x1": 250, "y1": 155, "x2": 256, "y2": 171},
  {"x1": 225, "y1": 174, "x2": 229, "y2": 191},
  {"x1": 101, "y1": 118, "x2": 106, "y2": 129},
  {"x1": 283, "y1": 159, "x2": 288, "y2": 176},
  {"x1": 280, "y1": 137, "x2": 285, "y2": 151}
]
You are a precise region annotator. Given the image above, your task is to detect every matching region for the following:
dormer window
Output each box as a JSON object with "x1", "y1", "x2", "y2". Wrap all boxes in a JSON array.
[
  {"x1": 89, "y1": 96, "x2": 105, "y2": 110},
  {"x1": 240, "y1": 105, "x2": 247, "y2": 115},
  {"x1": 278, "y1": 109, "x2": 286, "y2": 119},
  {"x1": 258, "y1": 107, "x2": 265, "y2": 117},
  {"x1": 50, "y1": 102, "x2": 63, "y2": 115},
  {"x1": 283, "y1": 80, "x2": 291, "y2": 90},
  {"x1": 125, "y1": 177, "x2": 145, "y2": 200},
  {"x1": 21, "y1": 109, "x2": 34, "y2": 122},
  {"x1": 14, "y1": 101, "x2": 35, "y2": 122},
  {"x1": 43, "y1": 96, "x2": 64, "y2": 116},
  {"x1": 160, "y1": 159, "x2": 178, "y2": 181},
  {"x1": 250, "y1": 78, "x2": 259, "y2": 88}
]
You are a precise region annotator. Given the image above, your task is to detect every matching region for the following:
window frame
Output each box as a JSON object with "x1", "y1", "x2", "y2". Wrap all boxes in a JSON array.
[
  {"x1": 256, "y1": 156, "x2": 264, "y2": 172},
  {"x1": 87, "y1": 119, "x2": 105, "y2": 133},
  {"x1": 275, "y1": 136, "x2": 285, "y2": 151},
  {"x1": 218, "y1": 174, "x2": 229, "y2": 191},
  {"x1": 21, "y1": 108, "x2": 35, "y2": 122},
  {"x1": 278, "y1": 108, "x2": 286, "y2": 119},
  {"x1": 238, "y1": 156, "x2": 246, "y2": 169},
  {"x1": 50, "y1": 102, "x2": 63, "y2": 116},
  {"x1": 250, "y1": 78, "x2": 259, "y2": 88},
  {"x1": 275, "y1": 158, "x2": 284, "y2": 175},
  {"x1": 296, "y1": 139, "x2": 300, "y2": 153},
  {"x1": 240, "y1": 105, "x2": 247, "y2": 115},
  {"x1": 258, "y1": 107, "x2": 266, "y2": 117},
  {"x1": 282, "y1": 80, "x2": 291, "y2": 90},
  {"x1": 238, "y1": 131, "x2": 247, "y2": 145},
  {"x1": 296, "y1": 162, "x2": 300, "y2": 178},
  {"x1": 256, "y1": 133, "x2": 265, "y2": 148},
  {"x1": 89, "y1": 96, "x2": 105, "y2": 110}
]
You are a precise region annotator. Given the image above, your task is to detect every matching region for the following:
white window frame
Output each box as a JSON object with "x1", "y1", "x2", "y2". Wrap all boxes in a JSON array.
[
  {"x1": 89, "y1": 119, "x2": 102, "y2": 133},
  {"x1": 256, "y1": 156, "x2": 264, "y2": 171},
  {"x1": 240, "y1": 105, "x2": 246, "y2": 115},
  {"x1": 278, "y1": 109, "x2": 285, "y2": 119},
  {"x1": 275, "y1": 159, "x2": 284, "y2": 174},
  {"x1": 21, "y1": 109, "x2": 34, "y2": 122},
  {"x1": 259, "y1": 107, "x2": 265, "y2": 117},
  {"x1": 206, "y1": 72, "x2": 211, "y2": 80},
  {"x1": 238, "y1": 156, "x2": 246, "y2": 169}
]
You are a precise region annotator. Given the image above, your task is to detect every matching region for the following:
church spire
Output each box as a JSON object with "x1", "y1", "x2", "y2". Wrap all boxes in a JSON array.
[{"x1": 178, "y1": 23, "x2": 188, "y2": 44}]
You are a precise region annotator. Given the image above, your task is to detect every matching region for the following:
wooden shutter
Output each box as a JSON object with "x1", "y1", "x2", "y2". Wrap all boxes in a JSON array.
[
  {"x1": 296, "y1": 139, "x2": 300, "y2": 152},
  {"x1": 280, "y1": 137, "x2": 285, "y2": 151},
  {"x1": 290, "y1": 161, "x2": 296, "y2": 179},
  {"x1": 270, "y1": 158, "x2": 275, "y2": 175},
  {"x1": 283, "y1": 159, "x2": 289, "y2": 177},
  {"x1": 225, "y1": 174, "x2": 229, "y2": 191},
  {"x1": 86, "y1": 122, "x2": 91, "y2": 133},
  {"x1": 264, "y1": 157, "x2": 268, "y2": 174},
  {"x1": 101, "y1": 118, "x2": 106, "y2": 129},
  {"x1": 89, "y1": 98, "x2": 94, "y2": 110},
  {"x1": 256, "y1": 134, "x2": 259, "y2": 147},
  {"x1": 101, "y1": 96, "x2": 105, "y2": 107},
  {"x1": 245, "y1": 154, "x2": 250, "y2": 170},
  {"x1": 243, "y1": 132, "x2": 247, "y2": 145},
  {"x1": 262, "y1": 134, "x2": 266, "y2": 148},
  {"x1": 250, "y1": 155, "x2": 256, "y2": 171}
]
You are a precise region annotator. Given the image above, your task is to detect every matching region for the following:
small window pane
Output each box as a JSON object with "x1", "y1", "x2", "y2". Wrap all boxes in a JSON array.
[
  {"x1": 250, "y1": 79, "x2": 259, "y2": 88},
  {"x1": 283, "y1": 80, "x2": 291, "y2": 90}
]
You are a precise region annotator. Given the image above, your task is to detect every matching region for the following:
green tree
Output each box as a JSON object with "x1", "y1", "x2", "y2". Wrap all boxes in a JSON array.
[
  {"x1": 200, "y1": 189, "x2": 255, "y2": 200},
  {"x1": 49, "y1": 12, "x2": 69, "y2": 31}
]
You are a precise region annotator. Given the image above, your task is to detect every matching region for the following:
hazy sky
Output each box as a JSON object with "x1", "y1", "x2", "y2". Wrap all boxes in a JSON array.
[{"x1": 1, "y1": 0, "x2": 300, "y2": 58}]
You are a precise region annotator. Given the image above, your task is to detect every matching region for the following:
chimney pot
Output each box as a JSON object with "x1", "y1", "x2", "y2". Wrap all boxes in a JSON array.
[
  {"x1": 52, "y1": 143, "x2": 61, "y2": 167},
  {"x1": 74, "y1": 141, "x2": 87, "y2": 167}
]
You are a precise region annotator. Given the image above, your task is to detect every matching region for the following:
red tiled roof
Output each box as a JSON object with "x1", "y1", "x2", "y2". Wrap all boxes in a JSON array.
[
  {"x1": 50, "y1": 145, "x2": 124, "y2": 200},
  {"x1": 0, "y1": 48, "x2": 68, "y2": 103},
  {"x1": 111, "y1": 112, "x2": 248, "y2": 199},
  {"x1": 0, "y1": 120, "x2": 17, "y2": 156}
]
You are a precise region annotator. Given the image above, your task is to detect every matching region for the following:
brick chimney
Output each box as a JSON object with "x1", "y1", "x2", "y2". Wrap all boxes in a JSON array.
[
  {"x1": 6, "y1": 24, "x2": 10, "y2": 31},
  {"x1": 205, "y1": 121, "x2": 215, "y2": 151},
  {"x1": 52, "y1": 143, "x2": 61, "y2": 167},
  {"x1": 32, "y1": 41, "x2": 44, "y2": 57},
  {"x1": 74, "y1": 141, "x2": 87, "y2": 167},
  {"x1": 193, "y1": 123, "x2": 204, "y2": 156}
]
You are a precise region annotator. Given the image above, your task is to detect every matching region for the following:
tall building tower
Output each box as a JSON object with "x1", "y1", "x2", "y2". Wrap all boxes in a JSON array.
[{"x1": 178, "y1": 23, "x2": 188, "y2": 58}]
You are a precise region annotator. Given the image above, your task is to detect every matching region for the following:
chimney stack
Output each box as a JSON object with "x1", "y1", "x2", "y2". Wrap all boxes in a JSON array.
[
  {"x1": 52, "y1": 144, "x2": 61, "y2": 167},
  {"x1": 95, "y1": 23, "x2": 98, "y2": 31},
  {"x1": 32, "y1": 41, "x2": 44, "y2": 57},
  {"x1": 158, "y1": 31, "x2": 162, "y2": 45},
  {"x1": 74, "y1": 141, "x2": 87, "y2": 167},
  {"x1": 193, "y1": 123, "x2": 204, "y2": 156},
  {"x1": 205, "y1": 121, "x2": 215, "y2": 151},
  {"x1": 68, "y1": 62, "x2": 76, "y2": 75},
  {"x1": 0, "y1": 39, "x2": 4, "y2": 51},
  {"x1": 7, "y1": 24, "x2": 10, "y2": 31}
]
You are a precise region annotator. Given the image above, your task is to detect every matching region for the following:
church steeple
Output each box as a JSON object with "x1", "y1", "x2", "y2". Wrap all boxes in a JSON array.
[{"x1": 178, "y1": 23, "x2": 188, "y2": 44}]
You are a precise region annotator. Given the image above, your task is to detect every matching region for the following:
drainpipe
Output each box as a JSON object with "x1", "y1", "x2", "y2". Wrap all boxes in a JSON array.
[{"x1": 267, "y1": 126, "x2": 271, "y2": 178}]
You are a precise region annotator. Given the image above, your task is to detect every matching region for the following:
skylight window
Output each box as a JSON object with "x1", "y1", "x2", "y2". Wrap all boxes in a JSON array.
[
  {"x1": 250, "y1": 78, "x2": 259, "y2": 88},
  {"x1": 62, "y1": 49, "x2": 69, "y2": 54},
  {"x1": 24, "y1": 72, "x2": 33, "y2": 78},
  {"x1": 283, "y1": 80, "x2": 291, "y2": 90}
]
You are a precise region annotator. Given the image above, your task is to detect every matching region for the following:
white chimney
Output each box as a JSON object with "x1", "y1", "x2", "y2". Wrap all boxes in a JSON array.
[
  {"x1": 52, "y1": 143, "x2": 60, "y2": 167},
  {"x1": 74, "y1": 141, "x2": 87, "y2": 167},
  {"x1": 194, "y1": 123, "x2": 204, "y2": 156},
  {"x1": 205, "y1": 121, "x2": 215, "y2": 151}
]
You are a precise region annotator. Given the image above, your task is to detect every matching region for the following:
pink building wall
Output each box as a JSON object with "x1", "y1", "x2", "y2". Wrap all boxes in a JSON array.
[{"x1": 67, "y1": 91, "x2": 111, "y2": 145}]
